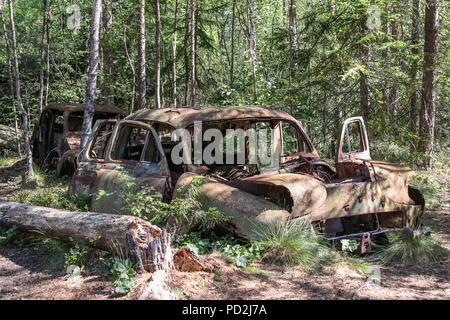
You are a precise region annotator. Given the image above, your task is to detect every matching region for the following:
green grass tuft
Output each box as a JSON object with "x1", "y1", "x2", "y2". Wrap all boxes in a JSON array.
[
  {"x1": 377, "y1": 232, "x2": 448, "y2": 266},
  {"x1": 253, "y1": 219, "x2": 334, "y2": 272}
]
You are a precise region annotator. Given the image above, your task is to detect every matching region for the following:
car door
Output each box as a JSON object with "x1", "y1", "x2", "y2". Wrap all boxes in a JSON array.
[
  {"x1": 81, "y1": 120, "x2": 170, "y2": 214},
  {"x1": 335, "y1": 116, "x2": 372, "y2": 179},
  {"x1": 69, "y1": 119, "x2": 118, "y2": 200}
]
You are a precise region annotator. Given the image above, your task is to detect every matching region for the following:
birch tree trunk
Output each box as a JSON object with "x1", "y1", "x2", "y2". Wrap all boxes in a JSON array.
[
  {"x1": 288, "y1": 0, "x2": 298, "y2": 75},
  {"x1": 246, "y1": 0, "x2": 257, "y2": 102},
  {"x1": 101, "y1": 0, "x2": 114, "y2": 105},
  {"x1": 44, "y1": 4, "x2": 50, "y2": 108},
  {"x1": 80, "y1": 0, "x2": 102, "y2": 150},
  {"x1": 137, "y1": 0, "x2": 147, "y2": 109},
  {"x1": 38, "y1": 0, "x2": 48, "y2": 117},
  {"x1": 8, "y1": 0, "x2": 33, "y2": 179},
  {"x1": 172, "y1": 0, "x2": 178, "y2": 107},
  {"x1": 419, "y1": 0, "x2": 439, "y2": 169},
  {"x1": 183, "y1": 0, "x2": 190, "y2": 106},
  {"x1": 155, "y1": 0, "x2": 161, "y2": 109},
  {"x1": 189, "y1": 0, "x2": 197, "y2": 108},
  {"x1": 123, "y1": 26, "x2": 136, "y2": 114},
  {"x1": 230, "y1": 0, "x2": 236, "y2": 87}
]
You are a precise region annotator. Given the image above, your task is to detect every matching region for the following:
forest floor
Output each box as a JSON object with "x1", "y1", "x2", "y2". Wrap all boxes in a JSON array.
[{"x1": 0, "y1": 157, "x2": 448, "y2": 300}]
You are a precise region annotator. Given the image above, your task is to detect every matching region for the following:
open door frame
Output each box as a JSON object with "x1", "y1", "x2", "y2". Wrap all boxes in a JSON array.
[{"x1": 335, "y1": 116, "x2": 371, "y2": 164}]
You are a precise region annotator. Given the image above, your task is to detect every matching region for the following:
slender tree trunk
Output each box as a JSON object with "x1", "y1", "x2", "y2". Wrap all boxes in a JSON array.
[
  {"x1": 329, "y1": 0, "x2": 342, "y2": 158},
  {"x1": 80, "y1": 0, "x2": 102, "y2": 150},
  {"x1": 409, "y1": 0, "x2": 420, "y2": 154},
  {"x1": 418, "y1": 0, "x2": 439, "y2": 169},
  {"x1": 382, "y1": 6, "x2": 393, "y2": 116},
  {"x1": 189, "y1": 0, "x2": 197, "y2": 107},
  {"x1": 288, "y1": 0, "x2": 298, "y2": 76},
  {"x1": 359, "y1": 18, "x2": 370, "y2": 119},
  {"x1": 44, "y1": 3, "x2": 50, "y2": 108},
  {"x1": 359, "y1": 71, "x2": 369, "y2": 119},
  {"x1": 246, "y1": 0, "x2": 257, "y2": 102},
  {"x1": 8, "y1": 0, "x2": 33, "y2": 179},
  {"x1": 183, "y1": 0, "x2": 190, "y2": 105},
  {"x1": 38, "y1": 0, "x2": 48, "y2": 117},
  {"x1": 230, "y1": 0, "x2": 236, "y2": 87},
  {"x1": 172, "y1": 0, "x2": 178, "y2": 107},
  {"x1": 390, "y1": 5, "x2": 402, "y2": 118},
  {"x1": 123, "y1": 26, "x2": 136, "y2": 114},
  {"x1": 155, "y1": 0, "x2": 161, "y2": 109},
  {"x1": 137, "y1": 0, "x2": 147, "y2": 109},
  {"x1": 0, "y1": 0, "x2": 20, "y2": 155},
  {"x1": 102, "y1": 0, "x2": 114, "y2": 105}
]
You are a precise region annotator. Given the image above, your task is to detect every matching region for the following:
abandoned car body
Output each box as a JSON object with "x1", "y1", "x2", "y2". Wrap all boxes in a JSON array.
[
  {"x1": 31, "y1": 103, "x2": 127, "y2": 175},
  {"x1": 69, "y1": 106, "x2": 424, "y2": 251}
]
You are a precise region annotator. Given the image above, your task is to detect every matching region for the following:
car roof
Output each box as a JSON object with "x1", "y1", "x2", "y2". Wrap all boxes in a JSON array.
[
  {"x1": 46, "y1": 103, "x2": 127, "y2": 116},
  {"x1": 125, "y1": 105, "x2": 300, "y2": 129}
]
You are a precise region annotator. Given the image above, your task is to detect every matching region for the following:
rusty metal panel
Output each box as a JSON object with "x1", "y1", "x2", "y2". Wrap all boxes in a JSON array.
[
  {"x1": 47, "y1": 103, "x2": 127, "y2": 116},
  {"x1": 231, "y1": 173, "x2": 327, "y2": 217},
  {"x1": 173, "y1": 173, "x2": 290, "y2": 238}
]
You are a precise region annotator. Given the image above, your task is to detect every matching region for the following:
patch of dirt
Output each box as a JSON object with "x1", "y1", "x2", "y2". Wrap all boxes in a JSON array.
[
  {"x1": 168, "y1": 252, "x2": 449, "y2": 300},
  {"x1": 0, "y1": 244, "x2": 114, "y2": 300}
]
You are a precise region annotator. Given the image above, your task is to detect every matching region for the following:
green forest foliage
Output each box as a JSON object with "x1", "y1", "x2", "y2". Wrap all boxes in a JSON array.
[{"x1": 0, "y1": 0, "x2": 448, "y2": 165}]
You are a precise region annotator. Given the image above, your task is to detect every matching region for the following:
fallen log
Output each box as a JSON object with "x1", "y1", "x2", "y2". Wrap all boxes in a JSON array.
[{"x1": 0, "y1": 202, "x2": 172, "y2": 272}]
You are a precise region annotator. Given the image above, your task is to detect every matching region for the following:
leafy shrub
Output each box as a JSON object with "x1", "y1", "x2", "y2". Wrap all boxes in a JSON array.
[
  {"x1": 173, "y1": 231, "x2": 264, "y2": 268},
  {"x1": 377, "y1": 232, "x2": 448, "y2": 266},
  {"x1": 213, "y1": 234, "x2": 265, "y2": 268},
  {"x1": 0, "y1": 226, "x2": 19, "y2": 244},
  {"x1": 108, "y1": 256, "x2": 136, "y2": 296},
  {"x1": 341, "y1": 239, "x2": 358, "y2": 253},
  {"x1": 64, "y1": 236, "x2": 102, "y2": 272},
  {"x1": 219, "y1": 242, "x2": 264, "y2": 268},
  {"x1": 99, "y1": 173, "x2": 230, "y2": 233},
  {"x1": 253, "y1": 219, "x2": 333, "y2": 271},
  {"x1": 174, "y1": 232, "x2": 213, "y2": 255},
  {"x1": 64, "y1": 241, "x2": 90, "y2": 271}
]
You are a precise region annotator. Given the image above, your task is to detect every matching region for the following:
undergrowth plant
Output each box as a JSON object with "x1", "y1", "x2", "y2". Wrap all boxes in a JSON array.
[
  {"x1": 253, "y1": 219, "x2": 334, "y2": 272},
  {"x1": 64, "y1": 241, "x2": 90, "y2": 271},
  {"x1": 173, "y1": 231, "x2": 265, "y2": 268},
  {"x1": 105, "y1": 245, "x2": 136, "y2": 296},
  {"x1": 12, "y1": 170, "x2": 89, "y2": 211},
  {"x1": 377, "y1": 231, "x2": 448, "y2": 266},
  {"x1": 64, "y1": 236, "x2": 103, "y2": 272},
  {"x1": 97, "y1": 173, "x2": 230, "y2": 233},
  {"x1": 0, "y1": 226, "x2": 19, "y2": 244}
]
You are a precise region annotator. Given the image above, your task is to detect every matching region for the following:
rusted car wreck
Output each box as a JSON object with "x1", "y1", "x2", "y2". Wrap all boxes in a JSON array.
[
  {"x1": 69, "y1": 106, "x2": 424, "y2": 252},
  {"x1": 31, "y1": 103, "x2": 126, "y2": 175}
]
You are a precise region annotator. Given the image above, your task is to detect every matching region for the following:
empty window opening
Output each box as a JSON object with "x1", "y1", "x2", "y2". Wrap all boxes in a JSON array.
[{"x1": 112, "y1": 126, "x2": 149, "y2": 161}]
